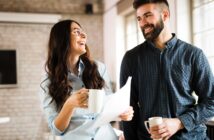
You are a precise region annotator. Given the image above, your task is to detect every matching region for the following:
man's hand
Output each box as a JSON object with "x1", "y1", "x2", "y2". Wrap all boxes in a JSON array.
[{"x1": 150, "y1": 118, "x2": 184, "y2": 140}]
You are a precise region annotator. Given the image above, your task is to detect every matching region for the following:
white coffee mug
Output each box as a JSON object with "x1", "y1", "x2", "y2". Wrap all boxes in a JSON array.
[
  {"x1": 88, "y1": 89, "x2": 105, "y2": 113},
  {"x1": 144, "y1": 117, "x2": 163, "y2": 140}
]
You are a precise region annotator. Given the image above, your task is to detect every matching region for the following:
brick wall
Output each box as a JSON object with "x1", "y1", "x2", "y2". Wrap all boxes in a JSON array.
[
  {"x1": 0, "y1": 23, "x2": 51, "y2": 140},
  {"x1": 0, "y1": 15, "x2": 103, "y2": 140},
  {"x1": 0, "y1": 0, "x2": 103, "y2": 14}
]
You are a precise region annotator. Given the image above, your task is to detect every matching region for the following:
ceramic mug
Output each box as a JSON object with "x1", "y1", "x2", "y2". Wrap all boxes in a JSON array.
[
  {"x1": 88, "y1": 89, "x2": 105, "y2": 113},
  {"x1": 144, "y1": 117, "x2": 163, "y2": 140}
]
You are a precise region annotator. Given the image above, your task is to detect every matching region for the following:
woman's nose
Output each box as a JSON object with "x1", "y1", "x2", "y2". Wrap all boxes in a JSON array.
[{"x1": 80, "y1": 32, "x2": 87, "y2": 38}]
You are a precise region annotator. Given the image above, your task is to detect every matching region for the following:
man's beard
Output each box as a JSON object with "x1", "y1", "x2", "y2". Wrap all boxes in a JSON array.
[{"x1": 141, "y1": 17, "x2": 164, "y2": 41}]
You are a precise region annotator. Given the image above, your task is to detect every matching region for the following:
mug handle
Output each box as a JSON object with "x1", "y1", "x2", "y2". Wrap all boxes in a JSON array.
[{"x1": 144, "y1": 121, "x2": 150, "y2": 132}]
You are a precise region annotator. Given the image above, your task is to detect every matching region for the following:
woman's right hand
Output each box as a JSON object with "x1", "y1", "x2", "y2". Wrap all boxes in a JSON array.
[
  {"x1": 65, "y1": 88, "x2": 89, "y2": 108},
  {"x1": 54, "y1": 88, "x2": 89, "y2": 131}
]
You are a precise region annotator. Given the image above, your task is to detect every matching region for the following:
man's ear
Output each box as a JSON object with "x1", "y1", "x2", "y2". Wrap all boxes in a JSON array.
[{"x1": 162, "y1": 9, "x2": 170, "y2": 21}]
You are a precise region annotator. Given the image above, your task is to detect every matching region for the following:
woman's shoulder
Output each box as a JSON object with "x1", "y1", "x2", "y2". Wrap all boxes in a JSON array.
[
  {"x1": 94, "y1": 60, "x2": 107, "y2": 76},
  {"x1": 40, "y1": 73, "x2": 50, "y2": 93}
]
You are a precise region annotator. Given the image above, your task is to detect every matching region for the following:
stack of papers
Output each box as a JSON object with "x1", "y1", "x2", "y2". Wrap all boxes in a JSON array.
[{"x1": 91, "y1": 77, "x2": 132, "y2": 128}]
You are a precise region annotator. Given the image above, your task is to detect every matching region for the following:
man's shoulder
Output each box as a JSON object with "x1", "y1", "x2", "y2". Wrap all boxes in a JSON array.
[
  {"x1": 125, "y1": 42, "x2": 146, "y2": 57},
  {"x1": 176, "y1": 39, "x2": 202, "y2": 52}
]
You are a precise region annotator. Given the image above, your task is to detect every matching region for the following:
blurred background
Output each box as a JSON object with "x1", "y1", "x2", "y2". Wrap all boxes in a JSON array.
[{"x1": 0, "y1": 0, "x2": 214, "y2": 139}]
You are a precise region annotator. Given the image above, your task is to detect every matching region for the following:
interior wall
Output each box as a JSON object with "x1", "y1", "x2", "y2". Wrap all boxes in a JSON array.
[
  {"x1": 103, "y1": 0, "x2": 119, "y2": 85},
  {"x1": 0, "y1": 0, "x2": 103, "y2": 14},
  {"x1": 0, "y1": 23, "x2": 51, "y2": 140}
]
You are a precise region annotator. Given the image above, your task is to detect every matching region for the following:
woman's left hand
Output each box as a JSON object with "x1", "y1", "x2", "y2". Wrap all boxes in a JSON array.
[{"x1": 119, "y1": 106, "x2": 134, "y2": 121}]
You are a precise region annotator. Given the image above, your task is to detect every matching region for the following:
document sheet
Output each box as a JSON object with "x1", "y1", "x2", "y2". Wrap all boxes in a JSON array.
[{"x1": 91, "y1": 77, "x2": 132, "y2": 128}]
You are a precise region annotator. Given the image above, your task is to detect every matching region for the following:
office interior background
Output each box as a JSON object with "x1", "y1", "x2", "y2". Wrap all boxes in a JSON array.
[{"x1": 0, "y1": 0, "x2": 214, "y2": 139}]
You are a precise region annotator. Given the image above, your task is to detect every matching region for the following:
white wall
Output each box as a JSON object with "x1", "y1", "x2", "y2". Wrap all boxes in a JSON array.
[
  {"x1": 103, "y1": 0, "x2": 119, "y2": 84},
  {"x1": 168, "y1": 0, "x2": 177, "y2": 33}
]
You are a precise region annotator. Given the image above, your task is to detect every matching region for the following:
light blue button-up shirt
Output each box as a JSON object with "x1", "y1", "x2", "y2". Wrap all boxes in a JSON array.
[{"x1": 39, "y1": 60, "x2": 118, "y2": 140}]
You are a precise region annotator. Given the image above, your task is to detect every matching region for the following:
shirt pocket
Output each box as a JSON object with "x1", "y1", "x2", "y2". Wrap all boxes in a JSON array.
[{"x1": 170, "y1": 64, "x2": 192, "y2": 91}]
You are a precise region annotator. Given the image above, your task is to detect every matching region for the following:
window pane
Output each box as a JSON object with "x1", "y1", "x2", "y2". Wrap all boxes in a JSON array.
[
  {"x1": 125, "y1": 13, "x2": 138, "y2": 50},
  {"x1": 193, "y1": 1, "x2": 214, "y2": 33},
  {"x1": 194, "y1": 30, "x2": 214, "y2": 57},
  {"x1": 193, "y1": 0, "x2": 214, "y2": 71},
  {"x1": 193, "y1": 0, "x2": 214, "y2": 8}
]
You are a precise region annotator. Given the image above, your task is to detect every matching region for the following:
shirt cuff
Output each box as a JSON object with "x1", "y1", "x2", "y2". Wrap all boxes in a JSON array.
[
  {"x1": 178, "y1": 113, "x2": 195, "y2": 132},
  {"x1": 51, "y1": 121, "x2": 65, "y2": 136}
]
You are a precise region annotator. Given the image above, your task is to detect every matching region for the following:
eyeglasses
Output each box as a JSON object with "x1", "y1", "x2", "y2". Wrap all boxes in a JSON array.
[{"x1": 71, "y1": 28, "x2": 87, "y2": 37}]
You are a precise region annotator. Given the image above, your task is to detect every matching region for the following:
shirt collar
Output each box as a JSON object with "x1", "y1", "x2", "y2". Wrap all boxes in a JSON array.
[
  {"x1": 77, "y1": 59, "x2": 85, "y2": 77},
  {"x1": 146, "y1": 33, "x2": 177, "y2": 50},
  {"x1": 165, "y1": 33, "x2": 177, "y2": 49},
  {"x1": 68, "y1": 59, "x2": 85, "y2": 77}
]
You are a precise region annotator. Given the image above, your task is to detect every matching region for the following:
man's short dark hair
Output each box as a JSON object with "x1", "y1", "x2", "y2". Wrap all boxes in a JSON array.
[{"x1": 133, "y1": 0, "x2": 169, "y2": 10}]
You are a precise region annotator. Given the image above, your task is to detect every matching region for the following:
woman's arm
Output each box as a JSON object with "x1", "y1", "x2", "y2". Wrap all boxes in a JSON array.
[{"x1": 54, "y1": 88, "x2": 89, "y2": 132}]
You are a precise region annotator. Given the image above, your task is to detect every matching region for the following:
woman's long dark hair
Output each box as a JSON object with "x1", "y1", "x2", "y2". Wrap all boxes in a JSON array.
[{"x1": 46, "y1": 19, "x2": 104, "y2": 110}]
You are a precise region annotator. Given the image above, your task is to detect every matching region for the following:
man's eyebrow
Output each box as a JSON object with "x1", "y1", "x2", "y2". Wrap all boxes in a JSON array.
[
  {"x1": 137, "y1": 11, "x2": 152, "y2": 18},
  {"x1": 143, "y1": 11, "x2": 152, "y2": 16}
]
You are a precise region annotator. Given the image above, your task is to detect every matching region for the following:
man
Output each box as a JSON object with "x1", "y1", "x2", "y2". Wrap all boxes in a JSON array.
[{"x1": 120, "y1": 0, "x2": 214, "y2": 139}]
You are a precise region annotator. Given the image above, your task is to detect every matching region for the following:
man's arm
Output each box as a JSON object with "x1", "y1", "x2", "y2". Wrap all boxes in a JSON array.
[
  {"x1": 120, "y1": 53, "x2": 139, "y2": 140},
  {"x1": 178, "y1": 50, "x2": 214, "y2": 131}
]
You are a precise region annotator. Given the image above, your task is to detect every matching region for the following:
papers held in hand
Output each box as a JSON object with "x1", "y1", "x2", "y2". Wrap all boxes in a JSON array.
[{"x1": 91, "y1": 77, "x2": 132, "y2": 128}]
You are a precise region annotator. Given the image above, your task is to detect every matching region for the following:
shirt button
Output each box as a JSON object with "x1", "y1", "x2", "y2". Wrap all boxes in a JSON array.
[
  {"x1": 91, "y1": 138, "x2": 94, "y2": 140},
  {"x1": 92, "y1": 117, "x2": 94, "y2": 120}
]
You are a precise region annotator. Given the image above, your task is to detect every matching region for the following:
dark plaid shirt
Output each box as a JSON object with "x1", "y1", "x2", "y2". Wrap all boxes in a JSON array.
[{"x1": 120, "y1": 34, "x2": 214, "y2": 140}]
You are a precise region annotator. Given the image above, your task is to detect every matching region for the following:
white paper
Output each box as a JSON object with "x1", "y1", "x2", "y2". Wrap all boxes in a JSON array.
[{"x1": 91, "y1": 77, "x2": 132, "y2": 128}]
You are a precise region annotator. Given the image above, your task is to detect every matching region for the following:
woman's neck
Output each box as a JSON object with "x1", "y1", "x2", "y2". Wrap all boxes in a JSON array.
[{"x1": 68, "y1": 55, "x2": 79, "y2": 75}]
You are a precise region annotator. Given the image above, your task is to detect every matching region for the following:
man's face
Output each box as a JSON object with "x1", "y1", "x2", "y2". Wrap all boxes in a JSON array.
[{"x1": 136, "y1": 4, "x2": 164, "y2": 41}]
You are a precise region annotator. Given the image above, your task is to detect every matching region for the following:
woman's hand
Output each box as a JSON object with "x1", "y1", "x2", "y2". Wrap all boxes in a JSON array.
[
  {"x1": 54, "y1": 88, "x2": 89, "y2": 132},
  {"x1": 119, "y1": 106, "x2": 134, "y2": 121},
  {"x1": 65, "y1": 88, "x2": 89, "y2": 109}
]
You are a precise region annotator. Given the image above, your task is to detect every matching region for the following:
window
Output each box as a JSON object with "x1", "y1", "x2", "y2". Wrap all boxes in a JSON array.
[
  {"x1": 125, "y1": 13, "x2": 144, "y2": 50},
  {"x1": 192, "y1": 0, "x2": 214, "y2": 72}
]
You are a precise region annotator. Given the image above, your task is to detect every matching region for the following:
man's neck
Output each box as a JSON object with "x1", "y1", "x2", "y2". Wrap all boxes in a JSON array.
[{"x1": 154, "y1": 29, "x2": 172, "y2": 50}]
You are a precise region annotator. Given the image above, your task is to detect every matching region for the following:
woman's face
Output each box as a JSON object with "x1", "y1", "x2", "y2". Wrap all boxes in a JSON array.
[{"x1": 70, "y1": 22, "x2": 87, "y2": 56}]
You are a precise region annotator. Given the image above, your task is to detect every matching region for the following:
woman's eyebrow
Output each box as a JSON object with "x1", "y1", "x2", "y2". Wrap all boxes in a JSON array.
[{"x1": 72, "y1": 27, "x2": 81, "y2": 30}]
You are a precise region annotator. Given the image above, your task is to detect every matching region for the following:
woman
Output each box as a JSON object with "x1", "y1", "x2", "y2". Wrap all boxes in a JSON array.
[{"x1": 39, "y1": 19, "x2": 133, "y2": 140}]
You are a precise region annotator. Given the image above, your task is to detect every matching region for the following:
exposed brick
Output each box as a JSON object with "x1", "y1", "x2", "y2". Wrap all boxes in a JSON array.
[{"x1": 0, "y1": 0, "x2": 103, "y2": 14}]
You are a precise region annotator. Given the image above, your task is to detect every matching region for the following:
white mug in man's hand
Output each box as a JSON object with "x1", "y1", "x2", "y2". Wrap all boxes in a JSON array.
[
  {"x1": 144, "y1": 117, "x2": 163, "y2": 140},
  {"x1": 88, "y1": 89, "x2": 105, "y2": 113}
]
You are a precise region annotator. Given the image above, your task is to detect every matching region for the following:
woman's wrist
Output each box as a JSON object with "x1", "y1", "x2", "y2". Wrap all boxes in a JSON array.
[{"x1": 64, "y1": 99, "x2": 75, "y2": 111}]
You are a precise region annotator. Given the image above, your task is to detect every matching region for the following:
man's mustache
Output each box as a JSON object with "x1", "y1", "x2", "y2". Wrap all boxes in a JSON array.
[{"x1": 141, "y1": 24, "x2": 154, "y2": 32}]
